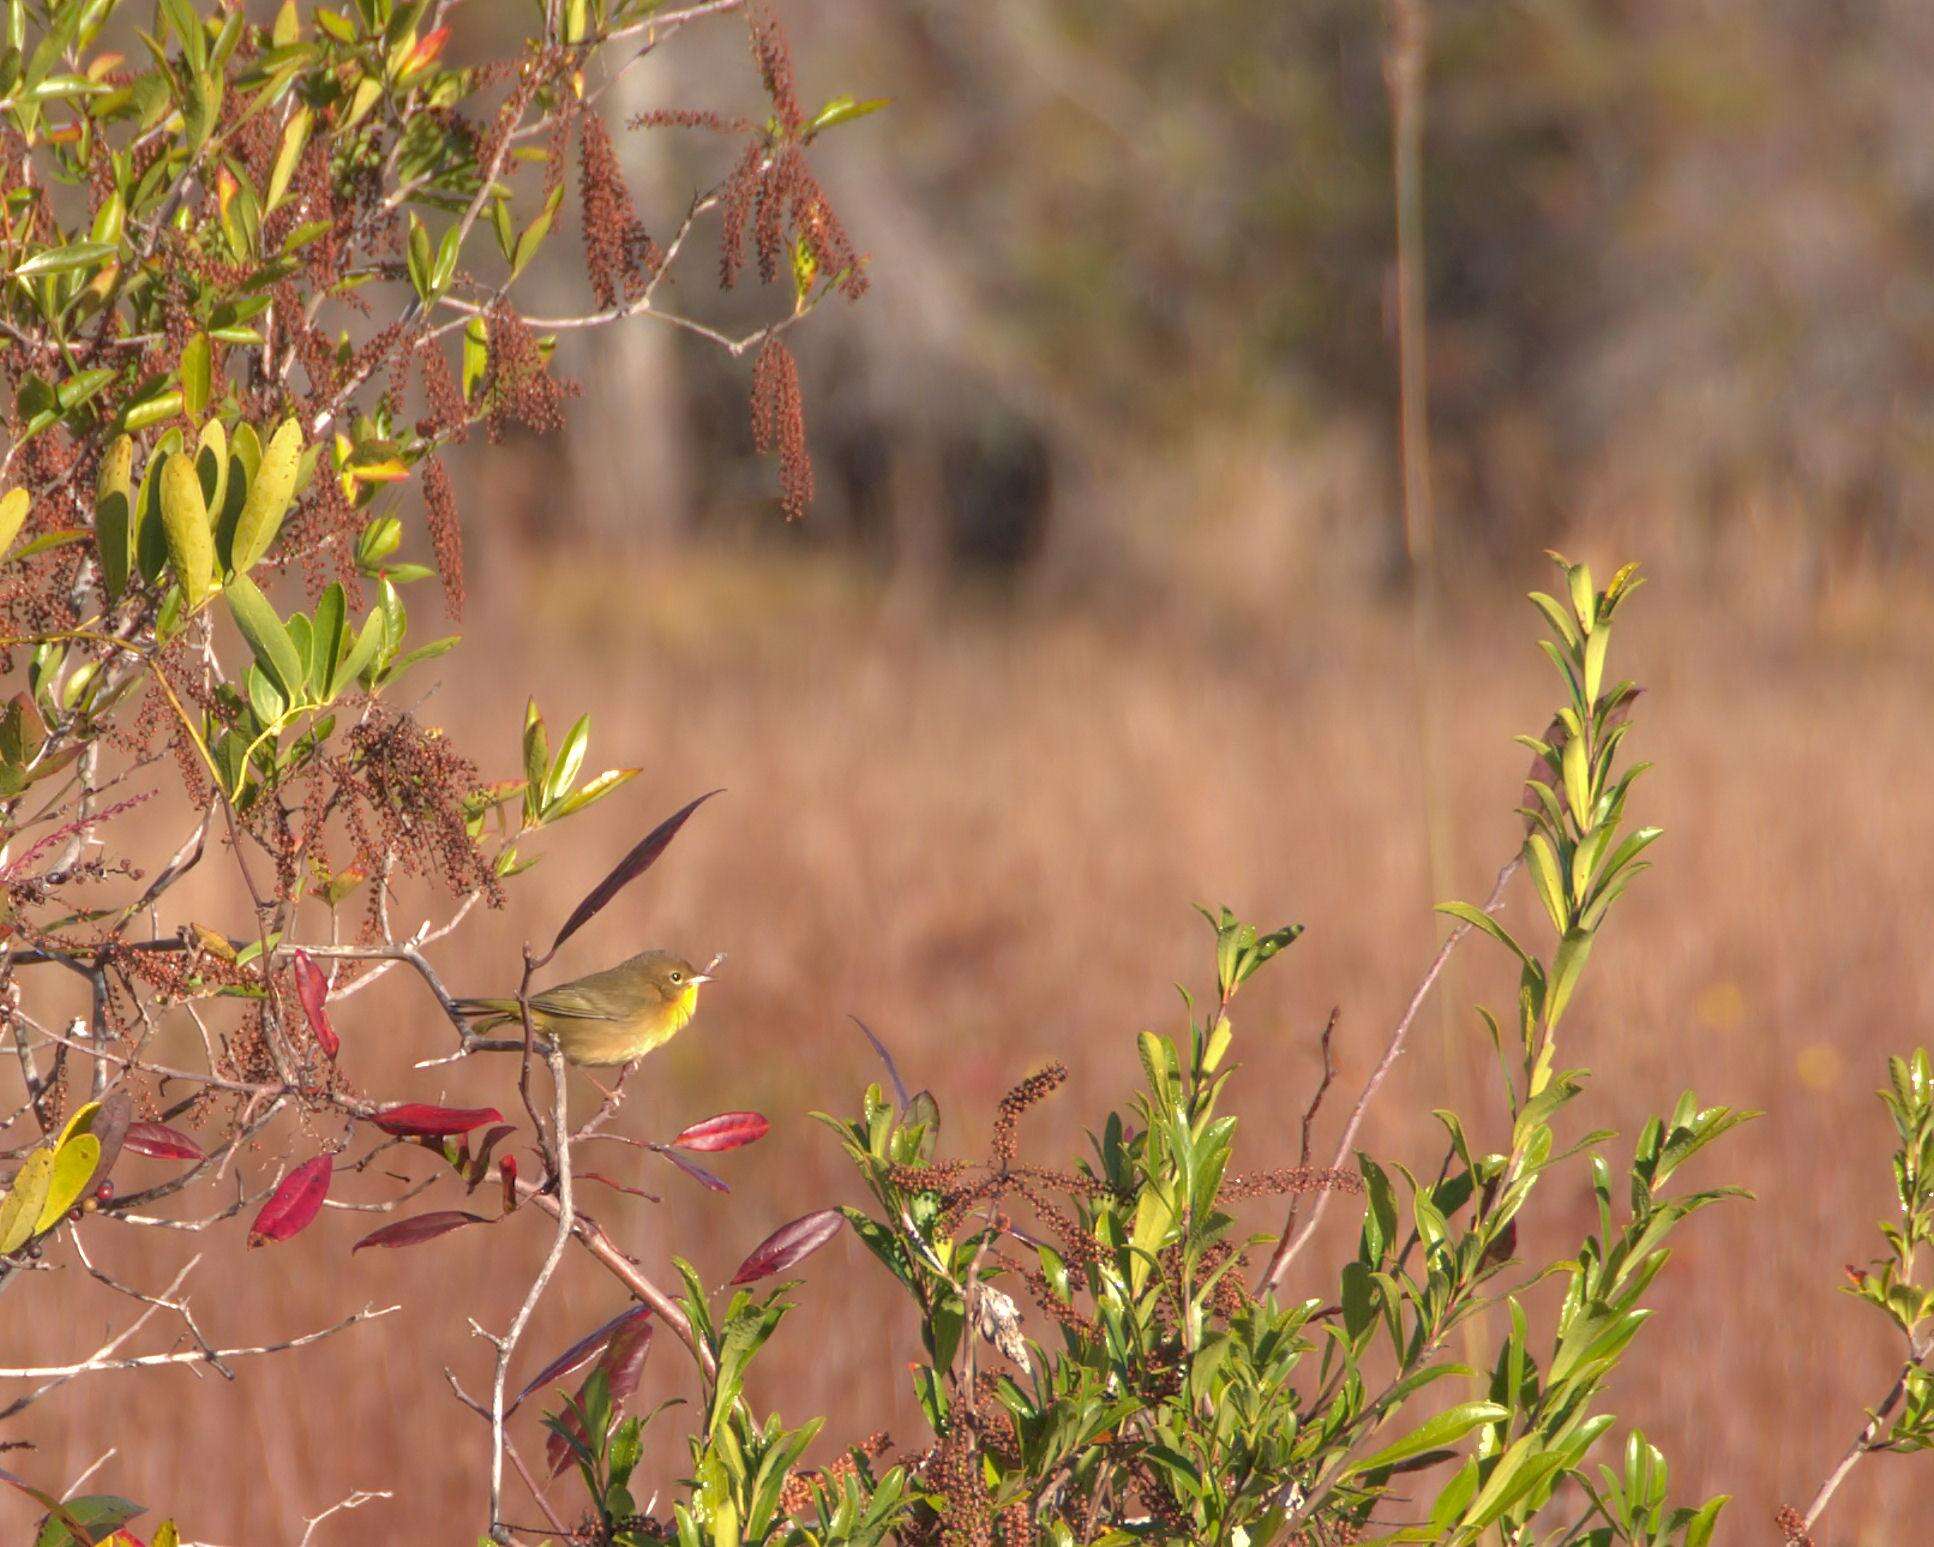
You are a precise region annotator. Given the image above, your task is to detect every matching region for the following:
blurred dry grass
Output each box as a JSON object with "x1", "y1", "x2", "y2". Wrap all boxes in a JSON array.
[{"x1": 5, "y1": 549, "x2": 1933, "y2": 1541}]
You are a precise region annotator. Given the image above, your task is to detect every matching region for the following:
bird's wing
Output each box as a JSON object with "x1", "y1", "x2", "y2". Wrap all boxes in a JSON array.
[{"x1": 528, "y1": 977, "x2": 633, "y2": 1022}]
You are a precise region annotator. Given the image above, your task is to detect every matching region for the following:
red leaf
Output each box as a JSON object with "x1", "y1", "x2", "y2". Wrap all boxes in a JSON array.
[
  {"x1": 728, "y1": 1208, "x2": 845, "y2": 1286},
  {"x1": 670, "y1": 1111, "x2": 769, "y2": 1153},
  {"x1": 549, "y1": 789, "x2": 721, "y2": 955},
  {"x1": 291, "y1": 950, "x2": 339, "y2": 1058},
  {"x1": 122, "y1": 1121, "x2": 205, "y2": 1162},
  {"x1": 500, "y1": 1154, "x2": 518, "y2": 1214},
  {"x1": 248, "y1": 1154, "x2": 333, "y2": 1247},
  {"x1": 351, "y1": 1209, "x2": 490, "y2": 1252},
  {"x1": 653, "y1": 1146, "x2": 729, "y2": 1193},
  {"x1": 514, "y1": 1305, "x2": 650, "y2": 1413},
  {"x1": 546, "y1": 1313, "x2": 655, "y2": 1475},
  {"x1": 580, "y1": 1171, "x2": 661, "y2": 1202},
  {"x1": 368, "y1": 1103, "x2": 505, "y2": 1137}
]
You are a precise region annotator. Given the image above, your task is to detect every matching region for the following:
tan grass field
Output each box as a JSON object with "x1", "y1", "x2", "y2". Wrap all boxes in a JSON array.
[{"x1": 4, "y1": 550, "x2": 1929, "y2": 1542}]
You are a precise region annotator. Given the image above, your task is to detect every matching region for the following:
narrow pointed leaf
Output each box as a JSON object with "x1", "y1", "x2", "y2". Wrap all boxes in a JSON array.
[
  {"x1": 351, "y1": 1209, "x2": 490, "y2": 1252},
  {"x1": 549, "y1": 789, "x2": 721, "y2": 955},
  {"x1": 122, "y1": 1122, "x2": 206, "y2": 1162},
  {"x1": 653, "y1": 1146, "x2": 729, "y2": 1193},
  {"x1": 368, "y1": 1103, "x2": 504, "y2": 1137},
  {"x1": 729, "y1": 1208, "x2": 845, "y2": 1285},
  {"x1": 515, "y1": 1305, "x2": 651, "y2": 1412},
  {"x1": 670, "y1": 1112, "x2": 769, "y2": 1153}
]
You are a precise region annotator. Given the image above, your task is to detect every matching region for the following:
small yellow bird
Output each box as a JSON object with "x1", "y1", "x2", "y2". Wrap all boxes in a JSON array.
[{"x1": 454, "y1": 949, "x2": 714, "y2": 1068}]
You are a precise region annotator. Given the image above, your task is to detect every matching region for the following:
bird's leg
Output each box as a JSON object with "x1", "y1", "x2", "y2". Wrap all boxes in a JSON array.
[{"x1": 579, "y1": 1060, "x2": 638, "y2": 1131}]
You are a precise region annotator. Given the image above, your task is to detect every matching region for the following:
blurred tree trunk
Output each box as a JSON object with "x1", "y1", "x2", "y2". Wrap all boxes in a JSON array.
[{"x1": 549, "y1": 67, "x2": 693, "y2": 547}]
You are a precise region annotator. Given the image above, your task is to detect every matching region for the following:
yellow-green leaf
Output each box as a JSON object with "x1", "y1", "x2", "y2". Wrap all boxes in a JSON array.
[
  {"x1": 196, "y1": 418, "x2": 229, "y2": 522},
  {"x1": 1524, "y1": 832, "x2": 1569, "y2": 933},
  {"x1": 180, "y1": 333, "x2": 212, "y2": 418},
  {"x1": 0, "y1": 1149, "x2": 55, "y2": 1254},
  {"x1": 266, "y1": 106, "x2": 310, "y2": 211},
  {"x1": 36, "y1": 1133, "x2": 100, "y2": 1233},
  {"x1": 159, "y1": 453, "x2": 215, "y2": 608},
  {"x1": 1561, "y1": 730, "x2": 1591, "y2": 832},
  {"x1": 233, "y1": 418, "x2": 302, "y2": 572},
  {"x1": 56, "y1": 1100, "x2": 102, "y2": 1151},
  {"x1": 95, "y1": 435, "x2": 135, "y2": 598},
  {"x1": 0, "y1": 488, "x2": 28, "y2": 556}
]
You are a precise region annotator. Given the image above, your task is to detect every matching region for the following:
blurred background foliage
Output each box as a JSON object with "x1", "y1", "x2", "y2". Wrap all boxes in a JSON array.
[{"x1": 464, "y1": 0, "x2": 1934, "y2": 604}]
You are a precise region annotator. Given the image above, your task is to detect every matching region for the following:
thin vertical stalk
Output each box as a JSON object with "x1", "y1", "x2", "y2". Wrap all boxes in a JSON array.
[{"x1": 1385, "y1": 0, "x2": 1460, "y2": 1060}]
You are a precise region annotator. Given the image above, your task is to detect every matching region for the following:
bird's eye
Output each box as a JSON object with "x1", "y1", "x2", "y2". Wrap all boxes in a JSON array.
[{"x1": 669, "y1": 971, "x2": 682, "y2": 983}]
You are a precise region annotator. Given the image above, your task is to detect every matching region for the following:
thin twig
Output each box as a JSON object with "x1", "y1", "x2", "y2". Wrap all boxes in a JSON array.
[
  {"x1": 1799, "y1": 1331, "x2": 1934, "y2": 1531},
  {"x1": 1259, "y1": 855, "x2": 1521, "y2": 1294}
]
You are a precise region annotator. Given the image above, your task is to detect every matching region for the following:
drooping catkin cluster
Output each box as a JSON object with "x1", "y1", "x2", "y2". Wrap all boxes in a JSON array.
[
  {"x1": 577, "y1": 109, "x2": 662, "y2": 309},
  {"x1": 481, "y1": 302, "x2": 576, "y2": 443},
  {"x1": 751, "y1": 338, "x2": 813, "y2": 521}
]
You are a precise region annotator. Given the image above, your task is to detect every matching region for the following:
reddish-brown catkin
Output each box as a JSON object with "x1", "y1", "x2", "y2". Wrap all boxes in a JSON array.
[{"x1": 751, "y1": 338, "x2": 813, "y2": 521}]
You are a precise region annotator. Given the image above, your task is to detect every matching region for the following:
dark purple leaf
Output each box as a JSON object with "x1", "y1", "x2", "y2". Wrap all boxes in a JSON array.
[
  {"x1": 548, "y1": 789, "x2": 721, "y2": 955},
  {"x1": 291, "y1": 949, "x2": 339, "y2": 1058},
  {"x1": 122, "y1": 1121, "x2": 205, "y2": 1162},
  {"x1": 546, "y1": 1313, "x2": 655, "y2": 1475},
  {"x1": 670, "y1": 1111, "x2": 769, "y2": 1153},
  {"x1": 368, "y1": 1103, "x2": 505, "y2": 1137},
  {"x1": 850, "y1": 1016, "x2": 911, "y2": 1112},
  {"x1": 248, "y1": 1153, "x2": 332, "y2": 1247},
  {"x1": 82, "y1": 1089, "x2": 131, "y2": 1195},
  {"x1": 652, "y1": 1145, "x2": 728, "y2": 1194},
  {"x1": 514, "y1": 1305, "x2": 651, "y2": 1412},
  {"x1": 728, "y1": 1208, "x2": 845, "y2": 1286},
  {"x1": 351, "y1": 1209, "x2": 490, "y2": 1252}
]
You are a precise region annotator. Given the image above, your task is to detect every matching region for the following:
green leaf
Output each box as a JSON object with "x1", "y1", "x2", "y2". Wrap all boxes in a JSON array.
[
  {"x1": 1545, "y1": 929, "x2": 1594, "y2": 1030},
  {"x1": 1349, "y1": 1401, "x2": 1510, "y2": 1478},
  {"x1": 225, "y1": 572, "x2": 304, "y2": 701},
  {"x1": 9, "y1": 241, "x2": 117, "y2": 279},
  {"x1": 180, "y1": 333, "x2": 212, "y2": 418},
  {"x1": 333, "y1": 609, "x2": 384, "y2": 699},
  {"x1": 33, "y1": 1493, "x2": 143, "y2": 1547},
  {"x1": 311, "y1": 582, "x2": 346, "y2": 695},
  {"x1": 1437, "y1": 901, "x2": 1536, "y2": 973}
]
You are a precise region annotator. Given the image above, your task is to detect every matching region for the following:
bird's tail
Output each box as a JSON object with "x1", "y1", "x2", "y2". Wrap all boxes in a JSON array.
[{"x1": 452, "y1": 996, "x2": 522, "y2": 1032}]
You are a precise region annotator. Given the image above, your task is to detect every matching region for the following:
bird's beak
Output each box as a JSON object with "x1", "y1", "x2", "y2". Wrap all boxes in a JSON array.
[{"x1": 688, "y1": 973, "x2": 714, "y2": 986}]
